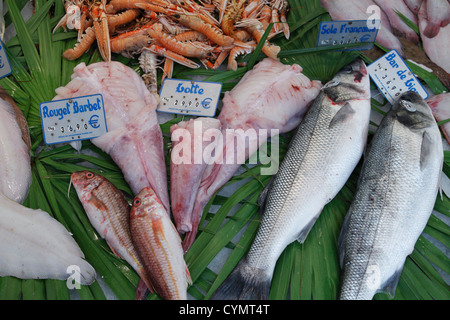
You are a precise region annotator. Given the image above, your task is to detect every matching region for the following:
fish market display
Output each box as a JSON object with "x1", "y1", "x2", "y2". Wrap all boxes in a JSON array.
[
  {"x1": 0, "y1": 87, "x2": 31, "y2": 204},
  {"x1": 174, "y1": 58, "x2": 322, "y2": 251},
  {"x1": 170, "y1": 117, "x2": 222, "y2": 233},
  {"x1": 426, "y1": 92, "x2": 450, "y2": 144},
  {"x1": 71, "y1": 170, "x2": 152, "y2": 296},
  {"x1": 0, "y1": 192, "x2": 95, "y2": 284},
  {"x1": 338, "y1": 91, "x2": 443, "y2": 300},
  {"x1": 418, "y1": 2, "x2": 450, "y2": 73},
  {"x1": 212, "y1": 59, "x2": 371, "y2": 300},
  {"x1": 53, "y1": 61, "x2": 170, "y2": 211},
  {"x1": 130, "y1": 187, "x2": 191, "y2": 300}
]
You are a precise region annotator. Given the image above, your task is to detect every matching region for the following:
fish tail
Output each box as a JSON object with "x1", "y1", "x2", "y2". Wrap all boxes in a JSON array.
[{"x1": 211, "y1": 259, "x2": 271, "y2": 300}]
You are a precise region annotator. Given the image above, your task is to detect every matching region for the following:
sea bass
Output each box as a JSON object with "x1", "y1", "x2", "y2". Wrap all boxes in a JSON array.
[
  {"x1": 338, "y1": 91, "x2": 443, "y2": 300},
  {"x1": 0, "y1": 192, "x2": 95, "y2": 284},
  {"x1": 130, "y1": 187, "x2": 192, "y2": 300},
  {"x1": 212, "y1": 59, "x2": 371, "y2": 300},
  {"x1": 53, "y1": 61, "x2": 169, "y2": 211},
  {"x1": 0, "y1": 87, "x2": 31, "y2": 204},
  {"x1": 71, "y1": 171, "x2": 151, "y2": 295},
  {"x1": 179, "y1": 58, "x2": 322, "y2": 251}
]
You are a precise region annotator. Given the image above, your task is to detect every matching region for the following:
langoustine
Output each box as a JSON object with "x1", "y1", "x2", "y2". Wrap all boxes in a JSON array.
[
  {"x1": 172, "y1": 58, "x2": 323, "y2": 251},
  {"x1": 53, "y1": 61, "x2": 170, "y2": 212}
]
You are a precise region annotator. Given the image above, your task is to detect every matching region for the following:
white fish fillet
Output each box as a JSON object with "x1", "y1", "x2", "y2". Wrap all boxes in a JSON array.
[
  {"x1": 0, "y1": 192, "x2": 95, "y2": 284},
  {"x1": 180, "y1": 58, "x2": 322, "y2": 251},
  {"x1": 373, "y1": 0, "x2": 419, "y2": 43},
  {"x1": 170, "y1": 117, "x2": 222, "y2": 233},
  {"x1": 53, "y1": 61, "x2": 170, "y2": 211},
  {"x1": 418, "y1": 3, "x2": 450, "y2": 73},
  {"x1": 427, "y1": 92, "x2": 450, "y2": 144},
  {"x1": 0, "y1": 96, "x2": 31, "y2": 204}
]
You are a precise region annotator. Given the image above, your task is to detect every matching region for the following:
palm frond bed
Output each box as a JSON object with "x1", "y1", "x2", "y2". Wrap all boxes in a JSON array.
[{"x1": 0, "y1": 0, "x2": 448, "y2": 300}]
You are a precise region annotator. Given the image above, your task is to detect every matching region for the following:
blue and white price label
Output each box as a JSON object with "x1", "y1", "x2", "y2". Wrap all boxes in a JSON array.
[
  {"x1": 317, "y1": 20, "x2": 381, "y2": 51},
  {"x1": 39, "y1": 94, "x2": 108, "y2": 145},
  {"x1": 158, "y1": 79, "x2": 222, "y2": 117},
  {"x1": 0, "y1": 40, "x2": 12, "y2": 79},
  {"x1": 368, "y1": 49, "x2": 428, "y2": 105}
]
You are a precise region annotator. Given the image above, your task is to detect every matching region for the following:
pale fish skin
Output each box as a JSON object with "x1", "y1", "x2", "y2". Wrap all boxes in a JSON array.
[
  {"x1": 0, "y1": 192, "x2": 95, "y2": 284},
  {"x1": 53, "y1": 61, "x2": 170, "y2": 212},
  {"x1": 338, "y1": 91, "x2": 443, "y2": 300},
  {"x1": 71, "y1": 171, "x2": 150, "y2": 294},
  {"x1": 0, "y1": 88, "x2": 31, "y2": 204},
  {"x1": 212, "y1": 59, "x2": 371, "y2": 300},
  {"x1": 130, "y1": 187, "x2": 192, "y2": 300}
]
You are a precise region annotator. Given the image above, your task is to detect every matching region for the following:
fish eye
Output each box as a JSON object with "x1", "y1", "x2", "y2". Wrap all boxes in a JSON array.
[
  {"x1": 86, "y1": 172, "x2": 94, "y2": 179},
  {"x1": 133, "y1": 198, "x2": 141, "y2": 207},
  {"x1": 400, "y1": 100, "x2": 416, "y2": 112}
]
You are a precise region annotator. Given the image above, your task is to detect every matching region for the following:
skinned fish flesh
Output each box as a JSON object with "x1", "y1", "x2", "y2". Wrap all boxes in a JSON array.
[
  {"x1": 372, "y1": 0, "x2": 419, "y2": 43},
  {"x1": 212, "y1": 59, "x2": 371, "y2": 300},
  {"x1": 170, "y1": 117, "x2": 222, "y2": 233},
  {"x1": 426, "y1": 92, "x2": 450, "y2": 144},
  {"x1": 338, "y1": 91, "x2": 443, "y2": 300},
  {"x1": 320, "y1": 0, "x2": 405, "y2": 56},
  {"x1": 420, "y1": 0, "x2": 450, "y2": 38},
  {"x1": 404, "y1": 0, "x2": 423, "y2": 15},
  {"x1": 418, "y1": 3, "x2": 450, "y2": 73},
  {"x1": 71, "y1": 170, "x2": 152, "y2": 297},
  {"x1": 177, "y1": 58, "x2": 322, "y2": 251},
  {"x1": 0, "y1": 192, "x2": 95, "y2": 284},
  {"x1": 53, "y1": 61, "x2": 169, "y2": 211},
  {"x1": 0, "y1": 87, "x2": 31, "y2": 204},
  {"x1": 130, "y1": 187, "x2": 191, "y2": 300}
]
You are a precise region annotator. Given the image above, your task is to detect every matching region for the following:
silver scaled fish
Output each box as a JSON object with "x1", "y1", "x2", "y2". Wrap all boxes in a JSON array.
[{"x1": 338, "y1": 91, "x2": 443, "y2": 300}]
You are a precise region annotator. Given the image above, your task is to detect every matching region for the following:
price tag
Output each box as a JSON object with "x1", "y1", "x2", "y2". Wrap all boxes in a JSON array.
[
  {"x1": 157, "y1": 79, "x2": 221, "y2": 117},
  {"x1": 368, "y1": 49, "x2": 428, "y2": 105},
  {"x1": 0, "y1": 40, "x2": 12, "y2": 79},
  {"x1": 39, "y1": 94, "x2": 108, "y2": 145},
  {"x1": 317, "y1": 20, "x2": 381, "y2": 51}
]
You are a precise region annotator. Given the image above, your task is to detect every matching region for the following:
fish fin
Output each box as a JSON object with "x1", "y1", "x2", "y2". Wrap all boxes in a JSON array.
[
  {"x1": 380, "y1": 268, "x2": 403, "y2": 298},
  {"x1": 211, "y1": 259, "x2": 271, "y2": 300},
  {"x1": 337, "y1": 210, "x2": 352, "y2": 267},
  {"x1": 90, "y1": 193, "x2": 108, "y2": 212},
  {"x1": 296, "y1": 210, "x2": 322, "y2": 244},
  {"x1": 186, "y1": 265, "x2": 193, "y2": 286},
  {"x1": 420, "y1": 131, "x2": 433, "y2": 170},
  {"x1": 257, "y1": 176, "x2": 275, "y2": 215},
  {"x1": 135, "y1": 279, "x2": 149, "y2": 300},
  {"x1": 329, "y1": 102, "x2": 355, "y2": 129},
  {"x1": 107, "y1": 243, "x2": 123, "y2": 259}
]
